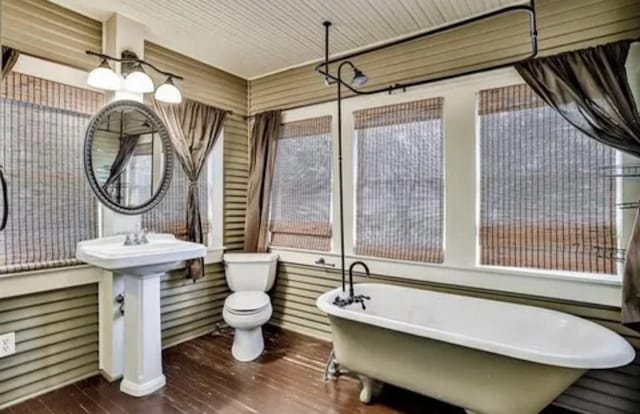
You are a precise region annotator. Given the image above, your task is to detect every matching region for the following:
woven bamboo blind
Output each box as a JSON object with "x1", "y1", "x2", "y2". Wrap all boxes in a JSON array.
[
  {"x1": 270, "y1": 116, "x2": 332, "y2": 251},
  {"x1": 0, "y1": 72, "x2": 103, "y2": 273},
  {"x1": 479, "y1": 83, "x2": 617, "y2": 274},
  {"x1": 354, "y1": 98, "x2": 444, "y2": 263},
  {"x1": 141, "y1": 161, "x2": 209, "y2": 240}
]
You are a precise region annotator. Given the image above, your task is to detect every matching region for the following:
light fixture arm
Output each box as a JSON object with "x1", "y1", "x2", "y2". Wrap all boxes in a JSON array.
[{"x1": 85, "y1": 50, "x2": 184, "y2": 81}]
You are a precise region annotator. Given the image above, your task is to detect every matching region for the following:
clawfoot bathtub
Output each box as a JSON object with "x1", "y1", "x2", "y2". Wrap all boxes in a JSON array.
[{"x1": 317, "y1": 283, "x2": 635, "y2": 414}]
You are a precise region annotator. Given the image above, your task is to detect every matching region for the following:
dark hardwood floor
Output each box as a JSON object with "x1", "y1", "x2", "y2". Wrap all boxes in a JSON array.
[{"x1": 4, "y1": 327, "x2": 575, "y2": 414}]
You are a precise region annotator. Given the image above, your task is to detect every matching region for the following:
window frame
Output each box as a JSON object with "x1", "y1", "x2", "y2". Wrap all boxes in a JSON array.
[{"x1": 270, "y1": 68, "x2": 629, "y2": 307}]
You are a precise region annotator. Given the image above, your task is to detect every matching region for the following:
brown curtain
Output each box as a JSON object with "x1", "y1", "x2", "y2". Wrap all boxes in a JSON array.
[
  {"x1": 516, "y1": 39, "x2": 640, "y2": 330},
  {"x1": 244, "y1": 110, "x2": 281, "y2": 252},
  {"x1": 1, "y1": 47, "x2": 19, "y2": 80},
  {"x1": 102, "y1": 135, "x2": 140, "y2": 191},
  {"x1": 151, "y1": 98, "x2": 226, "y2": 279}
]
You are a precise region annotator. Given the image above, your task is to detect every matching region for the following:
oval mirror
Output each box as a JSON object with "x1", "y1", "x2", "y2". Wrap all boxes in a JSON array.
[{"x1": 84, "y1": 100, "x2": 173, "y2": 215}]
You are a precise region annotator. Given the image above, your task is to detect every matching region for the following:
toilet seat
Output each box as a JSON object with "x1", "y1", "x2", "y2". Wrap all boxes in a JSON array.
[{"x1": 224, "y1": 291, "x2": 270, "y2": 315}]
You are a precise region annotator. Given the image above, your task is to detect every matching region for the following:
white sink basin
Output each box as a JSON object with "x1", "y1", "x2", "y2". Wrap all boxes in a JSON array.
[
  {"x1": 76, "y1": 233, "x2": 206, "y2": 274},
  {"x1": 76, "y1": 232, "x2": 206, "y2": 398}
]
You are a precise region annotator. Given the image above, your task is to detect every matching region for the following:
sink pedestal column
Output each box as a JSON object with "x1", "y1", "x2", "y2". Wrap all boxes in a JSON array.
[{"x1": 119, "y1": 272, "x2": 166, "y2": 397}]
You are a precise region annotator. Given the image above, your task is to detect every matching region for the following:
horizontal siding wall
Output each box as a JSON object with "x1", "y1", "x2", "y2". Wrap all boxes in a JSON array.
[
  {"x1": 223, "y1": 114, "x2": 249, "y2": 251},
  {"x1": 161, "y1": 263, "x2": 229, "y2": 348},
  {"x1": 144, "y1": 42, "x2": 249, "y2": 251},
  {"x1": 271, "y1": 262, "x2": 640, "y2": 414},
  {"x1": 0, "y1": 284, "x2": 99, "y2": 409},
  {"x1": 272, "y1": 263, "x2": 640, "y2": 345},
  {"x1": 0, "y1": 0, "x2": 102, "y2": 70},
  {"x1": 248, "y1": 0, "x2": 640, "y2": 113}
]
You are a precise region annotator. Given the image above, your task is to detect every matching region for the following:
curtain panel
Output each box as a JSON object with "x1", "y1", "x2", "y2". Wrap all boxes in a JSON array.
[
  {"x1": 151, "y1": 98, "x2": 226, "y2": 280},
  {"x1": 102, "y1": 135, "x2": 141, "y2": 191},
  {"x1": 1, "y1": 47, "x2": 19, "y2": 80},
  {"x1": 244, "y1": 110, "x2": 281, "y2": 252},
  {"x1": 516, "y1": 39, "x2": 640, "y2": 331}
]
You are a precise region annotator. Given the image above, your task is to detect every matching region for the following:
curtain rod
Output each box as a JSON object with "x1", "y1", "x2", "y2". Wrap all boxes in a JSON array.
[
  {"x1": 317, "y1": 1, "x2": 538, "y2": 96},
  {"x1": 244, "y1": 0, "x2": 538, "y2": 120}
]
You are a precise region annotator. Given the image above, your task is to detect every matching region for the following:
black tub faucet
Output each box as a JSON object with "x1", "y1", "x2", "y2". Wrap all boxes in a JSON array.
[
  {"x1": 333, "y1": 261, "x2": 371, "y2": 310},
  {"x1": 348, "y1": 261, "x2": 369, "y2": 297}
]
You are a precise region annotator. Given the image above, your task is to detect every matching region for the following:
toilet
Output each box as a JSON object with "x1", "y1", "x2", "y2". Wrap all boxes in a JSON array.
[{"x1": 222, "y1": 252, "x2": 278, "y2": 361}]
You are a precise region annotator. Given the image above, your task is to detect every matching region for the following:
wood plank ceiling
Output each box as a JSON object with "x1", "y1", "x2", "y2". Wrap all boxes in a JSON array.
[{"x1": 49, "y1": 0, "x2": 525, "y2": 79}]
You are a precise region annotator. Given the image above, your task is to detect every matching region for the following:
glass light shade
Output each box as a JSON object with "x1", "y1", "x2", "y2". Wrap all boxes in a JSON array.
[
  {"x1": 124, "y1": 68, "x2": 154, "y2": 93},
  {"x1": 351, "y1": 69, "x2": 368, "y2": 87},
  {"x1": 87, "y1": 60, "x2": 121, "y2": 90},
  {"x1": 154, "y1": 78, "x2": 182, "y2": 103}
]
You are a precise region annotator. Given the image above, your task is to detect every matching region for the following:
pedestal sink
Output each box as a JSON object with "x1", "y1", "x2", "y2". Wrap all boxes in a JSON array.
[{"x1": 76, "y1": 233, "x2": 206, "y2": 397}]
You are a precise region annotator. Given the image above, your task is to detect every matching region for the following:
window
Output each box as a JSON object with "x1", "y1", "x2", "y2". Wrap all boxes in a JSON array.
[
  {"x1": 354, "y1": 98, "x2": 444, "y2": 263},
  {"x1": 269, "y1": 116, "x2": 332, "y2": 251},
  {"x1": 0, "y1": 72, "x2": 103, "y2": 273},
  {"x1": 141, "y1": 160, "x2": 209, "y2": 240},
  {"x1": 478, "y1": 83, "x2": 617, "y2": 274}
]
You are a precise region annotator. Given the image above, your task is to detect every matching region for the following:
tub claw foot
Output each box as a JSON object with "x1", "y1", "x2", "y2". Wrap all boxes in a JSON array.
[{"x1": 358, "y1": 375, "x2": 383, "y2": 404}]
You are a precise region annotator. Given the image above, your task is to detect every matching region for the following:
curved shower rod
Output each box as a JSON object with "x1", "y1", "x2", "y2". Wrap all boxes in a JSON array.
[{"x1": 316, "y1": 0, "x2": 538, "y2": 96}]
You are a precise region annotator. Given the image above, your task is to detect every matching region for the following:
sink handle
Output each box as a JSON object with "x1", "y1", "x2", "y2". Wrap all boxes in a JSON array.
[{"x1": 124, "y1": 234, "x2": 134, "y2": 246}]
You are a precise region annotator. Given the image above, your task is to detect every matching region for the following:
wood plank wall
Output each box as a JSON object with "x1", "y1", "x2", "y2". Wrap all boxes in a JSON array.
[
  {"x1": 161, "y1": 263, "x2": 227, "y2": 348},
  {"x1": 247, "y1": 0, "x2": 640, "y2": 114},
  {"x1": 144, "y1": 42, "x2": 249, "y2": 251},
  {"x1": 0, "y1": 4, "x2": 104, "y2": 407},
  {"x1": 0, "y1": 284, "x2": 100, "y2": 409},
  {"x1": 0, "y1": 0, "x2": 102, "y2": 71}
]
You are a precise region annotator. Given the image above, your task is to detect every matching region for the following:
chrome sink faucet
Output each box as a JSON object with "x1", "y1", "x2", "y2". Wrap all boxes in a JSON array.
[{"x1": 124, "y1": 228, "x2": 149, "y2": 246}]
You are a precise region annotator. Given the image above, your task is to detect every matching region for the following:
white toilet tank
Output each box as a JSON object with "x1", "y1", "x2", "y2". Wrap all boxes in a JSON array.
[{"x1": 223, "y1": 253, "x2": 278, "y2": 292}]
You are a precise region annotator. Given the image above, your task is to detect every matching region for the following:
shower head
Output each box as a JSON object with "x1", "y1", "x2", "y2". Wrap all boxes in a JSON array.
[{"x1": 351, "y1": 68, "x2": 368, "y2": 87}]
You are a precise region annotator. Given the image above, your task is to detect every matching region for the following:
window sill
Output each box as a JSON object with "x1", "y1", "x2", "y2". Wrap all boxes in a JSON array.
[
  {"x1": 0, "y1": 264, "x2": 103, "y2": 299},
  {"x1": 269, "y1": 247, "x2": 622, "y2": 307},
  {"x1": 0, "y1": 246, "x2": 226, "y2": 299}
]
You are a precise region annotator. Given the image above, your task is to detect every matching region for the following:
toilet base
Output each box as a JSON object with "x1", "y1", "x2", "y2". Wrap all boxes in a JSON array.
[{"x1": 232, "y1": 326, "x2": 265, "y2": 361}]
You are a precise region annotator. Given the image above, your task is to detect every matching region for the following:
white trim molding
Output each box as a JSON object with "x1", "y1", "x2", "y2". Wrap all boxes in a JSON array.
[{"x1": 0, "y1": 265, "x2": 102, "y2": 299}]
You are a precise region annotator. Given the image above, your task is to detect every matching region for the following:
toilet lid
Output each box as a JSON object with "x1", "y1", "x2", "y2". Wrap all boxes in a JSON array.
[{"x1": 225, "y1": 292, "x2": 270, "y2": 312}]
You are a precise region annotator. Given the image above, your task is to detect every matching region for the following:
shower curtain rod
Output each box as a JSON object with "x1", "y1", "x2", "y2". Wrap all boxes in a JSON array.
[
  {"x1": 244, "y1": 1, "x2": 538, "y2": 119},
  {"x1": 316, "y1": 1, "x2": 538, "y2": 95}
]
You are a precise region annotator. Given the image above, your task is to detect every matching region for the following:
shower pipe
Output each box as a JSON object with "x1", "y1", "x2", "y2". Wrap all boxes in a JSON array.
[{"x1": 315, "y1": 1, "x2": 538, "y2": 295}]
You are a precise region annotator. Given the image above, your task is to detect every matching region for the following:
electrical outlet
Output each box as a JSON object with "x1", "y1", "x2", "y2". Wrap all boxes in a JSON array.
[{"x1": 0, "y1": 332, "x2": 16, "y2": 358}]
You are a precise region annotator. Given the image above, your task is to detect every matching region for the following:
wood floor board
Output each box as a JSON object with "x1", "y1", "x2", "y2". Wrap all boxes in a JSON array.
[{"x1": 2, "y1": 327, "x2": 576, "y2": 414}]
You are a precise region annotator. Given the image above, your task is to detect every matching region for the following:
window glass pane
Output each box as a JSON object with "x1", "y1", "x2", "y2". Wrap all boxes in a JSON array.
[
  {"x1": 270, "y1": 116, "x2": 332, "y2": 251},
  {"x1": 479, "y1": 83, "x2": 617, "y2": 274},
  {"x1": 141, "y1": 160, "x2": 209, "y2": 240},
  {"x1": 354, "y1": 98, "x2": 444, "y2": 263},
  {"x1": 0, "y1": 72, "x2": 102, "y2": 273}
]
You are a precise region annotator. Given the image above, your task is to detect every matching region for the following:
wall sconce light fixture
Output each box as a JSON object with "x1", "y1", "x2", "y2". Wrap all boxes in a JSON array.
[{"x1": 86, "y1": 50, "x2": 184, "y2": 103}]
